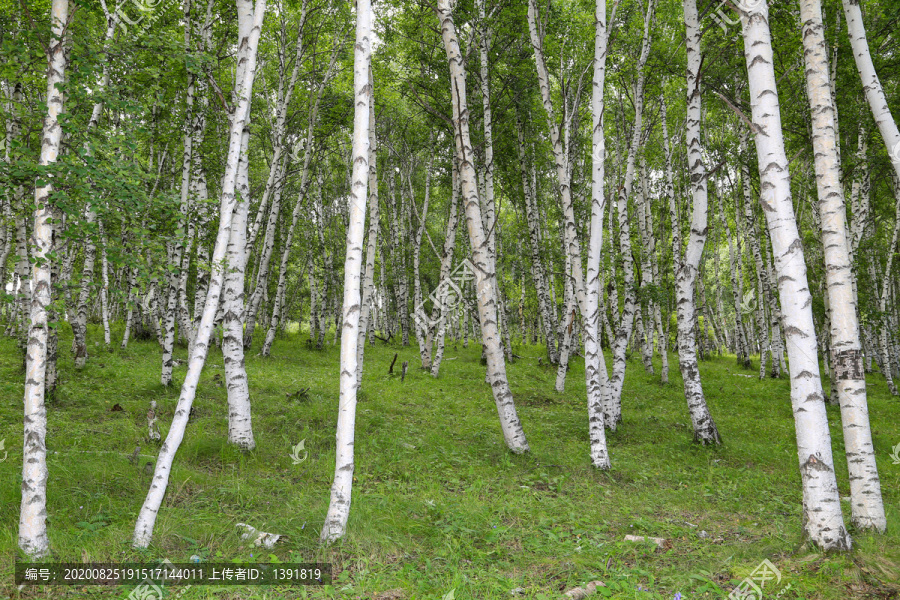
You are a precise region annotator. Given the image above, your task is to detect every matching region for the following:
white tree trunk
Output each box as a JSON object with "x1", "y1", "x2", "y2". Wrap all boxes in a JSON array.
[
  {"x1": 243, "y1": 164, "x2": 283, "y2": 347},
  {"x1": 320, "y1": 0, "x2": 373, "y2": 543},
  {"x1": 99, "y1": 222, "x2": 111, "y2": 347},
  {"x1": 20, "y1": 0, "x2": 68, "y2": 558},
  {"x1": 244, "y1": 18, "x2": 306, "y2": 347},
  {"x1": 583, "y1": 0, "x2": 612, "y2": 468},
  {"x1": 411, "y1": 162, "x2": 432, "y2": 369},
  {"x1": 607, "y1": 0, "x2": 654, "y2": 427},
  {"x1": 799, "y1": 0, "x2": 885, "y2": 531},
  {"x1": 133, "y1": 0, "x2": 266, "y2": 548},
  {"x1": 73, "y1": 209, "x2": 97, "y2": 369},
  {"x1": 841, "y1": 0, "x2": 900, "y2": 184},
  {"x1": 527, "y1": 0, "x2": 587, "y2": 392},
  {"x1": 636, "y1": 160, "x2": 655, "y2": 375},
  {"x1": 675, "y1": 0, "x2": 721, "y2": 445},
  {"x1": 739, "y1": 0, "x2": 851, "y2": 551},
  {"x1": 740, "y1": 131, "x2": 773, "y2": 378},
  {"x1": 526, "y1": 0, "x2": 612, "y2": 462},
  {"x1": 515, "y1": 117, "x2": 558, "y2": 363},
  {"x1": 436, "y1": 0, "x2": 529, "y2": 454},
  {"x1": 71, "y1": 9, "x2": 117, "y2": 367},
  {"x1": 356, "y1": 69, "x2": 379, "y2": 383},
  {"x1": 429, "y1": 160, "x2": 462, "y2": 378},
  {"x1": 223, "y1": 127, "x2": 255, "y2": 450},
  {"x1": 261, "y1": 47, "x2": 339, "y2": 356}
]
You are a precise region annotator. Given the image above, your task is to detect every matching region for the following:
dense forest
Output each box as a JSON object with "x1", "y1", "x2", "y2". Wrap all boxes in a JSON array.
[{"x1": 3, "y1": 0, "x2": 900, "y2": 596}]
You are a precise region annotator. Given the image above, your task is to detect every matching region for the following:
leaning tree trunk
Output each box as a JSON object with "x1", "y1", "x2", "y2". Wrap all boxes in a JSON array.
[
  {"x1": 320, "y1": 0, "x2": 372, "y2": 543},
  {"x1": 243, "y1": 16, "x2": 307, "y2": 348},
  {"x1": 436, "y1": 0, "x2": 529, "y2": 454},
  {"x1": 675, "y1": 0, "x2": 721, "y2": 445},
  {"x1": 19, "y1": 0, "x2": 68, "y2": 558},
  {"x1": 739, "y1": 0, "x2": 851, "y2": 551},
  {"x1": 874, "y1": 200, "x2": 900, "y2": 395},
  {"x1": 842, "y1": 0, "x2": 900, "y2": 185},
  {"x1": 133, "y1": 0, "x2": 266, "y2": 549}
]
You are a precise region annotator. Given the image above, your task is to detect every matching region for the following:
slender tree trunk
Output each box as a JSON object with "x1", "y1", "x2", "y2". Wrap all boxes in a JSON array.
[
  {"x1": 841, "y1": 0, "x2": 900, "y2": 185},
  {"x1": 411, "y1": 162, "x2": 432, "y2": 369},
  {"x1": 762, "y1": 240, "x2": 785, "y2": 377},
  {"x1": 72, "y1": 210, "x2": 97, "y2": 369},
  {"x1": 607, "y1": 0, "x2": 654, "y2": 427},
  {"x1": 516, "y1": 117, "x2": 558, "y2": 363},
  {"x1": 740, "y1": 132, "x2": 772, "y2": 378},
  {"x1": 875, "y1": 202, "x2": 900, "y2": 394},
  {"x1": 722, "y1": 185, "x2": 750, "y2": 367},
  {"x1": 261, "y1": 47, "x2": 338, "y2": 356},
  {"x1": 674, "y1": 0, "x2": 721, "y2": 445},
  {"x1": 436, "y1": 0, "x2": 529, "y2": 454},
  {"x1": 162, "y1": 10, "x2": 200, "y2": 384},
  {"x1": 19, "y1": 0, "x2": 68, "y2": 558},
  {"x1": 99, "y1": 221, "x2": 111, "y2": 347},
  {"x1": 582, "y1": 0, "x2": 613, "y2": 468},
  {"x1": 429, "y1": 161, "x2": 462, "y2": 378},
  {"x1": 356, "y1": 67, "x2": 380, "y2": 384},
  {"x1": 320, "y1": 0, "x2": 372, "y2": 543},
  {"x1": 133, "y1": 0, "x2": 266, "y2": 548},
  {"x1": 243, "y1": 168, "x2": 283, "y2": 348},
  {"x1": 636, "y1": 159, "x2": 655, "y2": 375}
]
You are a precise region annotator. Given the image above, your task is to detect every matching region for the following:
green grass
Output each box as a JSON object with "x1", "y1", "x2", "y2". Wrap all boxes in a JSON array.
[{"x1": 1, "y1": 324, "x2": 899, "y2": 599}]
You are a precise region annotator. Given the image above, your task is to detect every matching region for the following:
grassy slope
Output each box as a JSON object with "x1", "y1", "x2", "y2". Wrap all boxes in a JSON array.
[{"x1": 1, "y1": 324, "x2": 898, "y2": 599}]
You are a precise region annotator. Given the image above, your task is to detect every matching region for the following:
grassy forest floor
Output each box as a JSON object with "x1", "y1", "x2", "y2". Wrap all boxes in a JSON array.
[{"x1": 1, "y1": 324, "x2": 899, "y2": 600}]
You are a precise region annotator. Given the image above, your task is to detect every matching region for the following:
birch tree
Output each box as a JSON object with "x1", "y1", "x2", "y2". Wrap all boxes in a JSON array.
[
  {"x1": 19, "y1": 0, "x2": 69, "y2": 558},
  {"x1": 606, "y1": 0, "x2": 654, "y2": 427},
  {"x1": 583, "y1": 0, "x2": 612, "y2": 468},
  {"x1": 356, "y1": 66, "x2": 380, "y2": 384},
  {"x1": 133, "y1": 0, "x2": 267, "y2": 548},
  {"x1": 674, "y1": 0, "x2": 721, "y2": 445},
  {"x1": 739, "y1": 0, "x2": 850, "y2": 550},
  {"x1": 320, "y1": 0, "x2": 373, "y2": 543},
  {"x1": 436, "y1": 0, "x2": 529, "y2": 454},
  {"x1": 798, "y1": 0, "x2": 885, "y2": 532},
  {"x1": 841, "y1": 0, "x2": 900, "y2": 185}
]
